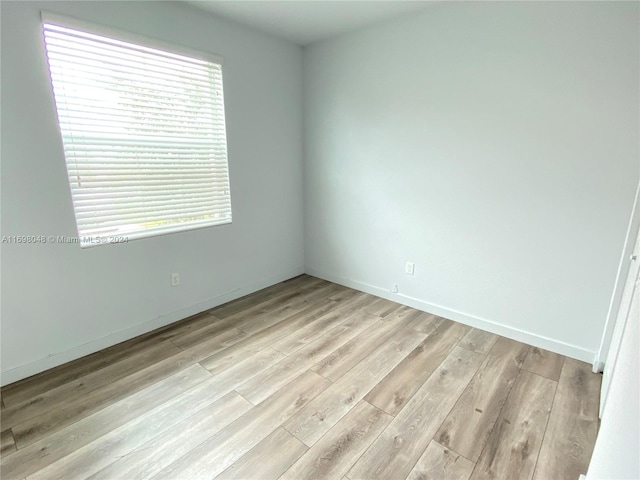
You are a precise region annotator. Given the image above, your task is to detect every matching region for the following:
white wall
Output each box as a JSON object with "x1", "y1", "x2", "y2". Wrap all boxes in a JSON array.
[
  {"x1": 0, "y1": 1, "x2": 303, "y2": 384},
  {"x1": 303, "y1": 1, "x2": 639, "y2": 361}
]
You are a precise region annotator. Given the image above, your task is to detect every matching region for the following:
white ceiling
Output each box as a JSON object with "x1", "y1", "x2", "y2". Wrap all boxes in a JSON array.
[{"x1": 186, "y1": 1, "x2": 435, "y2": 46}]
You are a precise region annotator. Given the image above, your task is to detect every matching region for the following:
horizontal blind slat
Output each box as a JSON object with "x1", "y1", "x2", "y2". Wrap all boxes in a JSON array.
[
  {"x1": 75, "y1": 203, "x2": 230, "y2": 222},
  {"x1": 43, "y1": 21, "x2": 217, "y2": 66},
  {"x1": 77, "y1": 209, "x2": 231, "y2": 228},
  {"x1": 73, "y1": 197, "x2": 230, "y2": 212},
  {"x1": 43, "y1": 33, "x2": 214, "y2": 75},
  {"x1": 48, "y1": 62, "x2": 217, "y2": 94},
  {"x1": 51, "y1": 98, "x2": 218, "y2": 119}
]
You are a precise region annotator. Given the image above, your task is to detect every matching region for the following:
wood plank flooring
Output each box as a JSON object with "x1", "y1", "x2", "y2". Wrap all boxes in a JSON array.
[{"x1": 0, "y1": 274, "x2": 601, "y2": 480}]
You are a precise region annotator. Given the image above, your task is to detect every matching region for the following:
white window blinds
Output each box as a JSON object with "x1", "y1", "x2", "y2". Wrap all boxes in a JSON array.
[{"x1": 42, "y1": 13, "x2": 232, "y2": 247}]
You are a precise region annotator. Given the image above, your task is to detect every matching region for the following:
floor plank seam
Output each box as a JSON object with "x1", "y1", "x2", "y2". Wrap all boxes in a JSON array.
[
  {"x1": 530, "y1": 371, "x2": 561, "y2": 479},
  {"x1": 463, "y1": 364, "x2": 524, "y2": 479},
  {"x1": 301, "y1": 398, "x2": 393, "y2": 478},
  {"x1": 233, "y1": 390, "x2": 259, "y2": 407},
  {"x1": 432, "y1": 439, "x2": 476, "y2": 465},
  {"x1": 126, "y1": 387, "x2": 263, "y2": 479},
  {"x1": 308, "y1": 369, "x2": 335, "y2": 385},
  {"x1": 10, "y1": 429, "x2": 17, "y2": 452},
  {"x1": 522, "y1": 354, "x2": 566, "y2": 383},
  {"x1": 399, "y1": 435, "x2": 434, "y2": 480},
  {"x1": 429, "y1": 366, "x2": 481, "y2": 452},
  {"x1": 456, "y1": 343, "x2": 492, "y2": 356},
  {"x1": 522, "y1": 370, "x2": 561, "y2": 383},
  {"x1": 167, "y1": 338, "x2": 184, "y2": 352}
]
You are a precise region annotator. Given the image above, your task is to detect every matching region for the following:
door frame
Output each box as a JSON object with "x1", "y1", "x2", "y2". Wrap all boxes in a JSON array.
[{"x1": 595, "y1": 182, "x2": 640, "y2": 417}]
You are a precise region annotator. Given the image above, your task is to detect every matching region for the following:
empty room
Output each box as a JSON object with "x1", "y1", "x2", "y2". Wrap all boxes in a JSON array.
[{"x1": 1, "y1": 1, "x2": 638, "y2": 479}]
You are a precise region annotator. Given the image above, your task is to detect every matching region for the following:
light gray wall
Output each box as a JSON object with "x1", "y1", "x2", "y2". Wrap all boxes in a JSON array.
[
  {"x1": 303, "y1": 1, "x2": 640, "y2": 361},
  {"x1": 1, "y1": 1, "x2": 304, "y2": 384}
]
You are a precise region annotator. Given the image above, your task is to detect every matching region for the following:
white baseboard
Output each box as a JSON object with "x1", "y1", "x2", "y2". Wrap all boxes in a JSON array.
[
  {"x1": 0, "y1": 267, "x2": 304, "y2": 386},
  {"x1": 306, "y1": 268, "x2": 596, "y2": 363},
  {"x1": 592, "y1": 360, "x2": 605, "y2": 374}
]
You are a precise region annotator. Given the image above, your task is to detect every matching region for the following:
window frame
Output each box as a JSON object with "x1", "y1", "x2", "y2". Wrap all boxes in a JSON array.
[{"x1": 41, "y1": 11, "x2": 232, "y2": 248}]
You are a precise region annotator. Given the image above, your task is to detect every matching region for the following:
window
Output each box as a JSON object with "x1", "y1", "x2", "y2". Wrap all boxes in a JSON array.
[{"x1": 42, "y1": 12, "x2": 232, "y2": 247}]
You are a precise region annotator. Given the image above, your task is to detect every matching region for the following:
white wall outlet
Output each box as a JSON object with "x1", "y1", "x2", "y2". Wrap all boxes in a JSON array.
[
  {"x1": 405, "y1": 262, "x2": 415, "y2": 275},
  {"x1": 170, "y1": 273, "x2": 180, "y2": 286}
]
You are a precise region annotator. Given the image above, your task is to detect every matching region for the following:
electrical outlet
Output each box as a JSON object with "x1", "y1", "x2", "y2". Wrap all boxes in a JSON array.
[
  {"x1": 405, "y1": 262, "x2": 415, "y2": 275},
  {"x1": 170, "y1": 273, "x2": 180, "y2": 286}
]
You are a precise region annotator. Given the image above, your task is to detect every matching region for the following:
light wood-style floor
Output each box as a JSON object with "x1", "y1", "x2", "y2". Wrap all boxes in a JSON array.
[{"x1": 1, "y1": 275, "x2": 601, "y2": 480}]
